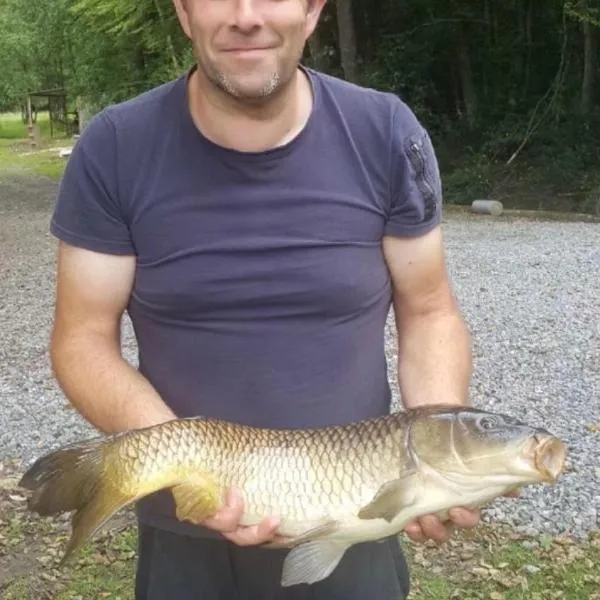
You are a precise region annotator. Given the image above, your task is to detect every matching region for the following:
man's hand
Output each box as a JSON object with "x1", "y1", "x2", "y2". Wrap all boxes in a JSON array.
[
  {"x1": 201, "y1": 487, "x2": 282, "y2": 546},
  {"x1": 403, "y1": 490, "x2": 520, "y2": 544},
  {"x1": 403, "y1": 507, "x2": 480, "y2": 544}
]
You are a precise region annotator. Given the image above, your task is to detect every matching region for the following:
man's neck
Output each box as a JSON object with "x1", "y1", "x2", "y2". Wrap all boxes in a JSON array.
[{"x1": 186, "y1": 66, "x2": 313, "y2": 153}]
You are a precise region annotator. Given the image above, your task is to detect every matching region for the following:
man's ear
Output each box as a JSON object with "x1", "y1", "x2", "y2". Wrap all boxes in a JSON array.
[
  {"x1": 305, "y1": 0, "x2": 327, "y2": 39},
  {"x1": 172, "y1": 0, "x2": 192, "y2": 39}
]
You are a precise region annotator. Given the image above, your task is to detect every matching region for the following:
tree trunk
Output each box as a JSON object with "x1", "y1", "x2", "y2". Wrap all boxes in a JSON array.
[
  {"x1": 456, "y1": 23, "x2": 477, "y2": 127},
  {"x1": 523, "y1": 0, "x2": 534, "y2": 100},
  {"x1": 335, "y1": 0, "x2": 358, "y2": 82},
  {"x1": 581, "y1": 10, "x2": 596, "y2": 115}
]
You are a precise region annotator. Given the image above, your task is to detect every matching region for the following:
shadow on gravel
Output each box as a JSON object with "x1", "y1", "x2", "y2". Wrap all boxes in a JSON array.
[{"x1": 0, "y1": 173, "x2": 59, "y2": 215}]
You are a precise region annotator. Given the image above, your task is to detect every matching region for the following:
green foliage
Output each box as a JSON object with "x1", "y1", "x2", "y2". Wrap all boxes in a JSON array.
[
  {"x1": 441, "y1": 157, "x2": 496, "y2": 207},
  {"x1": 0, "y1": 0, "x2": 598, "y2": 212},
  {"x1": 565, "y1": 0, "x2": 600, "y2": 26},
  {"x1": 66, "y1": 0, "x2": 191, "y2": 107},
  {"x1": 0, "y1": 0, "x2": 73, "y2": 110}
]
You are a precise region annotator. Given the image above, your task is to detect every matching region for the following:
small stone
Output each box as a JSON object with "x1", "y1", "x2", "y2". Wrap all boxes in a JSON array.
[{"x1": 523, "y1": 564, "x2": 541, "y2": 574}]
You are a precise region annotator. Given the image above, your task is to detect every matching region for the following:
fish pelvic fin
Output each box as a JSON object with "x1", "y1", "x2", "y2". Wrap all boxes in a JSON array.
[
  {"x1": 357, "y1": 475, "x2": 417, "y2": 523},
  {"x1": 171, "y1": 480, "x2": 222, "y2": 525},
  {"x1": 280, "y1": 539, "x2": 351, "y2": 587},
  {"x1": 19, "y1": 434, "x2": 133, "y2": 562}
]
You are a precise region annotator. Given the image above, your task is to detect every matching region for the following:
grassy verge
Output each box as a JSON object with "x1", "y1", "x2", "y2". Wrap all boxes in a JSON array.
[
  {"x1": 1, "y1": 461, "x2": 598, "y2": 600},
  {"x1": 0, "y1": 112, "x2": 69, "y2": 182},
  {"x1": 0, "y1": 112, "x2": 56, "y2": 140},
  {"x1": 407, "y1": 529, "x2": 600, "y2": 599}
]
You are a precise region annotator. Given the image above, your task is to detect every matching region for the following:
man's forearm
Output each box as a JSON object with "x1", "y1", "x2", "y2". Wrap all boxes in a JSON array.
[
  {"x1": 396, "y1": 308, "x2": 472, "y2": 409},
  {"x1": 50, "y1": 331, "x2": 176, "y2": 434}
]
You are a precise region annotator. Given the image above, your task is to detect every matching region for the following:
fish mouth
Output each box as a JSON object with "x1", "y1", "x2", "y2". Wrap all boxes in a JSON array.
[{"x1": 533, "y1": 435, "x2": 566, "y2": 483}]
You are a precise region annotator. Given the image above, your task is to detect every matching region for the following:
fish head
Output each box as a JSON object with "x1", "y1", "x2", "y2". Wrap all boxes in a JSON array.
[{"x1": 405, "y1": 406, "x2": 566, "y2": 489}]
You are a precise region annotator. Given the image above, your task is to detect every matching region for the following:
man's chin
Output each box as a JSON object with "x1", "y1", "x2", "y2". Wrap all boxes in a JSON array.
[
  {"x1": 224, "y1": 79, "x2": 282, "y2": 101},
  {"x1": 209, "y1": 68, "x2": 290, "y2": 101}
]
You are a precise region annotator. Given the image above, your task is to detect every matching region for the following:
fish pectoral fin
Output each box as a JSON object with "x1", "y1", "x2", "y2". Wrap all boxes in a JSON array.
[
  {"x1": 171, "y1": 479, "x2": 221, "y2": 525},
  {"x1": 280, "y1": 539, "x2": 351, "y2": 587},
  {"x1": 263, "y1": 520, "x2": 341, "y2": 549},
  {"x1": 357, "y1": 476, "x2": 416, "y2": 523}
]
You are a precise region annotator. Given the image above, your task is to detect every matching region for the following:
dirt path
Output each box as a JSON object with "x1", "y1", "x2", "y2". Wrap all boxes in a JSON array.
[{"x1": 0, "y1": 171, "x2": 58, "y2": 211}]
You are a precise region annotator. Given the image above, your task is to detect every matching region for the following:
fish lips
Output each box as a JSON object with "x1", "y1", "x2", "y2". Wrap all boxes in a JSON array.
[{"x1": 531, "y1": 434, "x2": 566, "y2": 483}]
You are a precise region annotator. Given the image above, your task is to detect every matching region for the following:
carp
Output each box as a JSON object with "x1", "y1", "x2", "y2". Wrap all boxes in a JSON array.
[{"x1": 19, "y1": 404, "x2": 566, "y2": 586}]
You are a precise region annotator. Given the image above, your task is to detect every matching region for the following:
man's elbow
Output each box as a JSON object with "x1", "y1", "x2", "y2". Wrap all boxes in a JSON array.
[
  {"x1": 49, "y1": 323, "x2": 78, "y2": 382},
  {"x1": 49, "y1": 319, "x2": 119, "y2": 376},
  {"x1": 395, "y1": 284, "x2": 462, "y2": 325}
]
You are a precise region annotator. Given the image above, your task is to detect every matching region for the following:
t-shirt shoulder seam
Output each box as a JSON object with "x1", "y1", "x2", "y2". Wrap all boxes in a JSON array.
[
  {"x1": 101, "y1": 78, "x2": 182, "y2": 123},
  {"x1": 311, "y1": 68, "x2": 401, "y2": 107}
]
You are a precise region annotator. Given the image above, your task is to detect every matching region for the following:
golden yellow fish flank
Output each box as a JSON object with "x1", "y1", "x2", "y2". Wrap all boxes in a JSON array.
[{"x1": 18, "y1": 404, "x2": 566, "y2": 587}]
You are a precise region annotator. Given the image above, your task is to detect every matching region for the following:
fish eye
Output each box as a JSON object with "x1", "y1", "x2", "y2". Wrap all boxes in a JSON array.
[{"x1": 477, "y1": 415, "x2": 499, "y2": 431}]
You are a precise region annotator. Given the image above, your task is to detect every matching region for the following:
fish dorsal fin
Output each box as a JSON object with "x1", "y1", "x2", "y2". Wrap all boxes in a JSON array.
[
  {"x1": 280, "y1": 539, "x2": 351, "y2": 587},
  {"x1": 357, "y1": 474, "x2": 417, "y2": 523}
]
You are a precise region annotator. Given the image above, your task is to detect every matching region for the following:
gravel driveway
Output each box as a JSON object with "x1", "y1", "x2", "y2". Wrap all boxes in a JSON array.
[{"x1": 1, "y1": 174, "x2": 599, "y2": 540}]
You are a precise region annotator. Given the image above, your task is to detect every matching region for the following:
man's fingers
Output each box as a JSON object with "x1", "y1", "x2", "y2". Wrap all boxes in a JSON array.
[
  {"x1": 448, "y1": 507, "x2": 480, "y2": 528},
  {"x1": 418, "y1": 515, "x2": 450, "y2": 543},
  {"x1": 403, "y1": 521, "x2": 427, "y2": 543},
  {"x1": 202, "y1": 488, "x2": 244, "y2": 533},
  {"x1": 195, "y1": 487, "x2": 282, "y2": 547},
  {"x1": 223, "y1": 516, "x2": 281, "y2": 546},
  {"x1": 404, "y1": 507, "x2": 482, "y2": 545}
]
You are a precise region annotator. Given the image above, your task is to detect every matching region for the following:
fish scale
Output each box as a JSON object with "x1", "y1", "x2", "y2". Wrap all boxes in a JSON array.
[{"x1": 106, "y1": 416, "x2": 404, "y2": 526}]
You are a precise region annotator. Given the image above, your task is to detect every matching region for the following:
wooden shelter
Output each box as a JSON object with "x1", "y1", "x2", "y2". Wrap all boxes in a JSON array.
[{"x1": 24, "y1": 88, "x2": 79, "y2": 138}]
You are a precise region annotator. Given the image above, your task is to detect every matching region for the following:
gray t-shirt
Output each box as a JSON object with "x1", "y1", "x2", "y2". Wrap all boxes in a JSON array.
[{"x1": 50, "y1": 66, "x2": 443, "y2": 535}]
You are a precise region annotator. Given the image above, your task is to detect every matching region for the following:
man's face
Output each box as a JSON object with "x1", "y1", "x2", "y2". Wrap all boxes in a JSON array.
[{"x1": 173, "y1": 0, "x2": 326, "y2": 102}]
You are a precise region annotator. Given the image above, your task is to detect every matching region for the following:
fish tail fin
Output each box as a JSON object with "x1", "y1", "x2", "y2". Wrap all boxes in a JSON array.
[
  {"x1": 19, "y1": 434, "x2": 133, "y2": 562},
  {"x1": 59, "y1": 487, "x2": 128, "y2": 564}
]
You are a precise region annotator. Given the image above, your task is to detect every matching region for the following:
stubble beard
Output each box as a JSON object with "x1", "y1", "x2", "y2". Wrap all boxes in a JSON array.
[
  {"x1": 213, "y1": 69, "x2": 282, "y2": 100},
  {"x1": 195, "y1": 46, "x2": 305, "y2": 105}
]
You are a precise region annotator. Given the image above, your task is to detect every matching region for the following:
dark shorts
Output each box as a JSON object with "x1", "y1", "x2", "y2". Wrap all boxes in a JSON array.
[{"x1": 134, "y1": 522, "x2": 411, "y2": 600}]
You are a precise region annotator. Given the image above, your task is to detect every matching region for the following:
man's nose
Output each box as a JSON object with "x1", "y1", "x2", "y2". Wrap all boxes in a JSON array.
[{"x1": 231, "y1": 0, "x2": 263, "y2": 32}]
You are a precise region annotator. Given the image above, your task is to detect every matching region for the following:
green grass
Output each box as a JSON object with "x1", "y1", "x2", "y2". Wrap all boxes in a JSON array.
[
  {"x1": 406, "y1": 529, "x2": 600, "y2": 600},
  {"x1": 0, "y1": 112, "x2": 30, "y2": 139},
  {"x1": 2, "y1": 521, "x2": 597, "y2": 600},
  {"x1": 0, "y1": 139, "x2": 67, "y2": 181},
  {"x1": 53, "y1": 529, "x2": 137, "y2": 600},
  {"x1": 0, "y1": 111, "x2": 56, "y2": 139},
  {"x1": 0, "y1": 111, "x2": 69, "y2": 181}
]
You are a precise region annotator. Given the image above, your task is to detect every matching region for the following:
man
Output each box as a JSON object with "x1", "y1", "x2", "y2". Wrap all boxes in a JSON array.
[{"x1": 48, "y1": 0, "x2": 479, "y2": 598}]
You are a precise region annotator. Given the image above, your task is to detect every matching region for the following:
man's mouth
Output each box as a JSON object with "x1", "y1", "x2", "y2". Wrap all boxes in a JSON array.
[{"x1": 223, "y1": 46, "x2": 274, "y2": 53}]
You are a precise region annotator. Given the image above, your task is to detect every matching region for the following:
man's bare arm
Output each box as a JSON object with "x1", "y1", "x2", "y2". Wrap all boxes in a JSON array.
[
  {"x1": 50, "y1": 241, "x2": 279, "y2": 545},
  {"x1": 382, "y1": 227, "x2": 478, "y2": 543},
  {"x1": 50, "y1": 241, "x2": 177, "y2": 433},
  {"x1": 382, "y1": 226, "x2": 472, "y2": 409}
]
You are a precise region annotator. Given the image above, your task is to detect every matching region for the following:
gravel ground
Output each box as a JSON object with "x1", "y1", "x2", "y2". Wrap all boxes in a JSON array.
[{"x1": 1, "y1": 174, "x2": 599, "y2": 540}]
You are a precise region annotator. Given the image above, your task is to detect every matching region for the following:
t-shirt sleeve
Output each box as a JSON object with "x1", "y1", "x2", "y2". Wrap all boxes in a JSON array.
[
  {"x1": 384, "y1": 98, "x2": 443, "y2": 237},
  {"x1": 50, "y1": 110, "x2": 135, "y2": 255}
]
